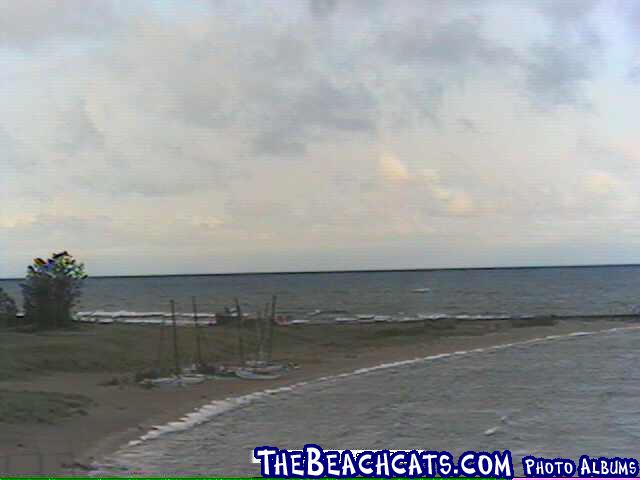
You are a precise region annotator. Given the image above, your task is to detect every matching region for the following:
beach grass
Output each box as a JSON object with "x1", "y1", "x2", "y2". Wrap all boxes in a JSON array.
[
  {"x1": 0, "y1": 390, "x2": 93, "y2": 424},
  {"x1": 0, "y1": 320, "x2": 474, "y2": 382}
]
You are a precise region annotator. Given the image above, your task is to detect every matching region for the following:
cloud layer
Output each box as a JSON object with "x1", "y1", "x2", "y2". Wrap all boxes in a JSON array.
[{"x1": 1, "y1": 0, "x2": 640, "y2": 276}]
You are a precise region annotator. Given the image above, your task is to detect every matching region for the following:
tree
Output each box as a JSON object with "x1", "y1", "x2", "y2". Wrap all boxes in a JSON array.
[
  {"x1": 0, "y1": 288, "x2": 17, "y2": 328},
  {"x1": 21, "y1": 251, "x2": 87, "y2": 330}
]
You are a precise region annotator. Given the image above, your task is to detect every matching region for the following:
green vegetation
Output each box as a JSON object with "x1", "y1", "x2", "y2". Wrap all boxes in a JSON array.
[
  {"x1": 21, "y1": 251, "x2": 87, "y2": 330},
  {"x1": 0, "y1": 321, "x2": 460, "y2": 382},
  {"x1": 0, "y1": 390, "x2": 92, "y2": 424},
  {"x1": 0, "y1": 287, "x2": 17, "y2": 327}
]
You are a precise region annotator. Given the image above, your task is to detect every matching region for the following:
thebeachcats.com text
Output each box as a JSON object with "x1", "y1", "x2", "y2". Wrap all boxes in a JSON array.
[
  {"x1": 522, "y1": 455, "x2": 639, "y2": 478},
  {"x1": 253, "y1": 446, "x2": 640, "y2": 479},
  {"x1": 252, "y1": 445, "x2": 513, "y2": 478}
]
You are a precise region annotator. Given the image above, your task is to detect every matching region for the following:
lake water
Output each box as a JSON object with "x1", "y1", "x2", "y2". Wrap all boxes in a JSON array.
[
  {"x1": 2, "y1": 266, "x2": 640, "y2": 323},
  {"x1": 97, "y1": 326, "x2": 640, "y2": 476}
]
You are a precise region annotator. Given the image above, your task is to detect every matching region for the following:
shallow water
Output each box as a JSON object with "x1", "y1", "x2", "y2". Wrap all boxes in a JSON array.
[{"x1": 101, "y1": 327, "x2": 640, "y2": 476}]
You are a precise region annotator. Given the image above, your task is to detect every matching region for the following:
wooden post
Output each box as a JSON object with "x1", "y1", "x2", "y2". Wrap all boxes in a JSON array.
[
  {"x1": 36, "y1": 448, "x2": 44, "y2": 474},
  {"x1": 254, "y1": 309, "x2": 262, "y2": 363},
  {"x1": 156, "y1": 308, "x2": 167, "y2": 371},
  {"x1": 234, "y1": 298, "x2": 245, "y2": 365},
  {"x1": 268, "y1": 295, "x2": 277, "y2": 362},
  {"x1": 262, "y1": 302, "x2": 269, "y2": 362},
  {"x1": 170, "y1": 300, "x2": 180, "y2": 375},
  {"x1": 192, "y1": 296, "x2": 203, "y2": 368},
  {"x1": 256, "y1": 302, "x2": 269, "y2": 363}
]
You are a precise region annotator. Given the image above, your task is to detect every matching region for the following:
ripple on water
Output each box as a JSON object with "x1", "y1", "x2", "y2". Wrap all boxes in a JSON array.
[{"x1": 99, "y1": 328, "x2": 640, "y2": 476}]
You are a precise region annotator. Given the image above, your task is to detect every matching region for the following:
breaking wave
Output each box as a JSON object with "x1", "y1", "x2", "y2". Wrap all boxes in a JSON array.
[
  {"x1": 91, "y1": 324, "x2": 640, "y2": 476},
  {"x1": 72, "y1": 309, "x2": 639, "y2": 326}
]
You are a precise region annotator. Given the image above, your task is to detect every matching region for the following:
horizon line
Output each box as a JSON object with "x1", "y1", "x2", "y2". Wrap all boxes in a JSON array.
[{"x1": 1, "y1": 262, "x2": 640, "y2": 281}]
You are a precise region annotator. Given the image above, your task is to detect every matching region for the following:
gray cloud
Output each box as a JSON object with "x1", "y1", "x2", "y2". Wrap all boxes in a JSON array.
[
  {"x1": 616, "y1": 0, "x2": 640, "y2": 80},
  {"x1": 535, "y1": 0, "x2": 601, "y2": 25},
  {"x1": 380, "y1": 16, "x2": 518, "y2": 68},
  {"x1": 457, "y1": 118, "x2": 478, "y2": 133},
  {"x1": 0, "y1": 127, "x2": 35, "y2": 170},
  {"x1": 72, "y1": 172, "x2": 211, "y2": 198},
  {"x1": 308, "y1": 0, "x2": 339, "y2": 20},
  {"x1": 371, "y1": 14, "x2": 522, "y2": 125},
  {"x1": 3, "y1": 0, "x2": 639, "y2": 276},
  {"x1": 524, "y1": 43, "x2": 594, "y2": 108},
  {"x1": 252, "y1": 79, "x2": 377, "y2": 155},
  {"x1": 55, "y1": 100, "x2": 105, "y2": 154},
  {"x1": 522, "y1": 0, "x2": 603, "y2": 109},
  {"x1": 0, "y1": 0, "x2": 121, "y2": 49}
]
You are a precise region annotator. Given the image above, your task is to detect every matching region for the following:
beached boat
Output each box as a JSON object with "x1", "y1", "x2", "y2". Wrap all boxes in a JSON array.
[
  {"x1": 144, "y1": 374, "x2": 207, "y2": 388},
  {"x1": 273, "y1": 315, "x2": 294, "y2": 325},
  {"x1": 235, "y1": 368, "x2": 282, "y2": 380},
  {"x1": 291, "y1": 319, "x2": 310, "y2": 325}
]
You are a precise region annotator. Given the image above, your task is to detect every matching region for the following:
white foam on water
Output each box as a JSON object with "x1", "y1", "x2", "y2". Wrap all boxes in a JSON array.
[
  {"x1": 77, "y1": 310, "x2": 219, "y2": 319},
  {"x1": 100, "y1": 323, "x2": 640, "y2": 469},
  {"x1": 334, "y1": 317, "x2": 357, "y2": 323},
  {"x1": 568, "y1": 331, "x2": 593, "y2": 336},
  {"x1": 75, "y1": 309, "x2": 632, "y2": 330},
  {"x1": 75, "y1": 310, "x2": 218, "y2": 326}
]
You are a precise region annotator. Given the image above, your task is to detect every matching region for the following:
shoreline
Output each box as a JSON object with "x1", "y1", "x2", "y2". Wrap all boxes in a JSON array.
[{"x1": 0, "y1": 317, "x2": 636, "y2": 475}]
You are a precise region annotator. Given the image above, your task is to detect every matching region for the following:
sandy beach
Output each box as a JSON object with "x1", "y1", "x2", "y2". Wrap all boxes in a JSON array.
[{"x1": 0, "y1": 316, "x2": 634, "y2": 475}]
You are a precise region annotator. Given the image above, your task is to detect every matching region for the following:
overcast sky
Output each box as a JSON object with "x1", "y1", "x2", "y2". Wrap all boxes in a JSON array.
[{"x1": 1, "y1": 0, "x2": 640, "y2": 277}]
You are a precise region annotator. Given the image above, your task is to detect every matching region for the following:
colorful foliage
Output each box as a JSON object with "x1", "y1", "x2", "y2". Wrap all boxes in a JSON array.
[{"x1": 21, "y1": 251, "x2": 87, "y2": 329}]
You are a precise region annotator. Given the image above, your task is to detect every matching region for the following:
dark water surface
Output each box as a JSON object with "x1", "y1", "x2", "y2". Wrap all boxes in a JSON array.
[
  {"x1": 99, "y1": 327, "x2": 640, "y2": 476},
  {"x1": 2, "y1": 266, "x2": 640, "y2": 321}
]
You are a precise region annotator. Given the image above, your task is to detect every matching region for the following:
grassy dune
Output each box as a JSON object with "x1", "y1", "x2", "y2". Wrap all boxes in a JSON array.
[
  {"x1": 0, "y1": 319, "x2": 490, "y2": 426},
  {"x1": 0, "y1": 390, "x2": 93, "y2": 424},
  {"x1": 0, "y1": 319, "x2": 477, "y2": 383}
]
